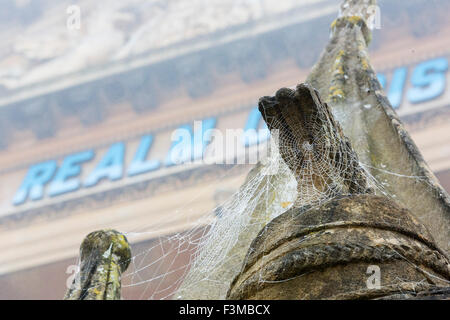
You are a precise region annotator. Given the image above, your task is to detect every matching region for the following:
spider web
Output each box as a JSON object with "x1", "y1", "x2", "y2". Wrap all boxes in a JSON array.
[
  {"x1": 114, "y1": 84, "x2": 426, "y2": 300},
  {"x1": 64, "y1": 0, "x2": 450, "y2": 299},
  {"x1": 120, "y1": 133, "x2": 297, "y2": 299}
]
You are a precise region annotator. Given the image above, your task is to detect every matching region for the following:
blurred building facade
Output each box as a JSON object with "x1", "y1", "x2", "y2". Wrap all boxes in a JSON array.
[{"x1": 0, "y1": 0, "x2": 449, "y2": 299}]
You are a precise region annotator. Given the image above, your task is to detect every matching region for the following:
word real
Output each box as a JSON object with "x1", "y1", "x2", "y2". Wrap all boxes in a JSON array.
[
  {"x1": 12, "y1": 111, "x2": 270, "y2": 206},
  {"x1": 12, "y1": 56, "x2": 449, "y2": 206}
]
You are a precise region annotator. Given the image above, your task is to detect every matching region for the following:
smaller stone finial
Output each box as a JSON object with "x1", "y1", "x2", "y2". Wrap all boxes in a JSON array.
[{"x1": 64, "y1": 229, "x2": 131, "y2": 300}]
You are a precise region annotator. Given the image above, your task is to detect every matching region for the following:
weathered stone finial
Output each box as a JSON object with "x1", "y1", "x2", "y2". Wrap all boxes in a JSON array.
[
  {"x1": 227, "y1": 194, "x2": 450, "y2": 300},
  {"x1": 259, "y1": 83, "x2": 373, "y2": 203},
  {"x1": 64, "y1": 229, "x2": 131, "y2": 300},
  {"x1": 228, "y1": 82, "x2": 450, "y2": 299}
]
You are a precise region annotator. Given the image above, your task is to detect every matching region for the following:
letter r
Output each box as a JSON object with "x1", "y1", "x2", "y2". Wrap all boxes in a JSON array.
[{"x1": 13, "y1": 160, "x2": 57, "y2": 205}]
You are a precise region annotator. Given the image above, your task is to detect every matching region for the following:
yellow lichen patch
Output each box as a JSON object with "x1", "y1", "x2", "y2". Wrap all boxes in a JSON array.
[
  {"x1": 333, "y1": 50, "x2": 345, "y2": 67},
  {"x1": 330, "y1": 16, "x2": 371, "y2": 45},
  {"x1": 115, "y1": 234, "x2": 129, "y2": 250},
  {"x1": 327, "y1": 49, "x2": 347, "y2": 103},
  {"x1": 336, "y1": 49, "x2": 345, "y2": 59},
  {"x1": 333, "y1": 65, "x2": 345, "y2": 76},
  {"x1": 328, "y1": 86, "x2": 345, "y2": 101},
  {"x1": 330, "y1": 18, "x2": 338, "y2": 29},
  {"x1": 331, "y1": 16, "x2": 363, "y2": 31},
  {"x1": 361, "y1": 58, "x2": 369, "y2": 70},
  {"x1": 347, "y1": 15, "x2": 363, "y2": 25},
  {"x1": 92, "y1": 288, "x2": 102, "y2": 296},
  {"x1": 281, "y1": 202, "x2": 291, "y2": 209}
]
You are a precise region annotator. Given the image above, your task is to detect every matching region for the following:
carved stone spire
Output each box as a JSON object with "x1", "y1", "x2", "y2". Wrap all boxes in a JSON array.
[
  {"x1": 307, "y1": 0, "x2": 450, "y2": 252},
  {"x1": 228, "y1": 87, "x2": 450, "y2": 299},
  {"x1": 227, "y1": 0, "x2": 450, "y2": 300},
  {"x1": 65, "y1": 0, "x2": 450, "y2": 300}
]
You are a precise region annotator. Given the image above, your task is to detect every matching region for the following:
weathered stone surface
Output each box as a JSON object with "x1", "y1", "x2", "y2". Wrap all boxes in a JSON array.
[
  {"x1": 174, "y1": 0, "x2": 449, "y2": 301},
  {"x1": 227, "y1": 194, "x2": 450, "y2": 300},
  {"x1": 378, "y1": 287, "x2": 450, "y2": 300},
  {"x1": 61, "y1": 0, "x2": 450, "y2": 301},
  {"x1": 307, "y1": 0, "x2": 450, "y2": 252},
  {"x1": 64, "y1": 229, "x2": 131, "y2": 300}
]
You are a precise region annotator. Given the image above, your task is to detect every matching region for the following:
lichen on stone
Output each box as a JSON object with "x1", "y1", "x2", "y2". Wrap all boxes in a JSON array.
[{"x1": 64, "y1": 229, "x2": 131, "y2": 300}]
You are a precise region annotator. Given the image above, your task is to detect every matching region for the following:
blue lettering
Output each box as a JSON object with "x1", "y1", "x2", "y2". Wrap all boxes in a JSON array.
[
  {"x1": 387, "y1": 67, "x2": 407, "y2": 109},
  {"x1": 84, "y1": 142, "x2": 125, "y2": 187},
  {"x1": 128, "y1": 135, "x2": 160, "y2": 176},
  {"x1": 48, "y1": 150, "x2": 94, "y2": 197},
  {"x1": 13, "y1": 160, "x2": 57, "y2": 205},
  {"x1": 242, "y1": 107, "x2": 270, "y2": 146},
  {"x1": 377, "y1": 73, "x2": 386, "y2": 89},
  {"x1": 408, "y1": 57, "x2": 448, "y2": 104}
]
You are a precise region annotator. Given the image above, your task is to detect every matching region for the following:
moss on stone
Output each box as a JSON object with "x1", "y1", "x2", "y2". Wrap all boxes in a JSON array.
[{"x1": 64, "y1": 230, "x2": 131, "y2": 300}]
